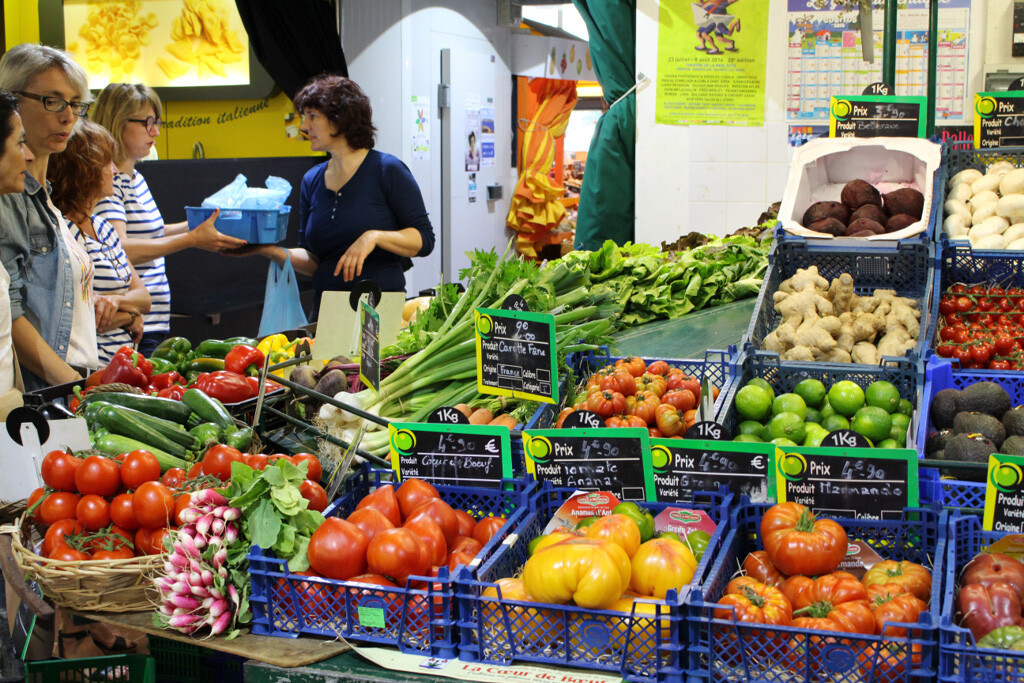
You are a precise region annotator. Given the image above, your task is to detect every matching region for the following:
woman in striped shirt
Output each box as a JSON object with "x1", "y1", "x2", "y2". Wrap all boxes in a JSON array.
[
  {"x1": 92, "y1": 83, "x2": 245, "y2": 355},
  {"x1": 48, "y1": 119, "x2": 149, "y2": 363}
]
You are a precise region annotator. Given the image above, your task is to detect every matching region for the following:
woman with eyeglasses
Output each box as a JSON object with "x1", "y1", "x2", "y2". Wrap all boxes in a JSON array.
[
  {"x1": 92, "y1": 83, "x2": 246, "y2": 355},
  {"x1": 0, "y1": 44, "x2": 97, "y2": 389},
  {"x1": 49, "y1": 120, "x2": 150, "y2": 364}
]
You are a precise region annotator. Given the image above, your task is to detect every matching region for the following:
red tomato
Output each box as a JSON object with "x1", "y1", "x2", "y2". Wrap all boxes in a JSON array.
[
  {"x1": 367, "y1": 527, "x2": 430, "y2": 585},
  {"x1": 292, "y1": 453, "x2": 323, "y2": 482},
  {"x1": 355, "y1": 484, "x2": 402, "y2": 526},
  {"x1": 447, "y1": 551, "x2": 477, "y2": 573},
  {"x1": 472, "y1": 516, "x2": 505, "y2": 546},
  {"x1": 75, "y1": 494, "x2": 111, "y2": 531},
  {"x1": 74, "y1": 455, "x2": 121, "y2": 497},
  {"x1": 407, "y1": 498, "x2": 458, "y2": 546},
  {"x1": 133, "y1": 481, "x2": 176, "y2": 529},
  {"x1": 347, "y1": 507, "x2": 396, "y2": 542},
  {"x1": 160, "y1": 467, "x2": 186, "y2": 489},
  {"x1": 244, "y1": 453, "x2": 269, "y2": 471},
  {"x1": 646, "y1": 360, "x2": 670, "y2": 376},
  {"x1": 450, "y1": 536, "x2": 483, "y2": 556},
  {"x1": 599, "y1": 369, "x2": 637, "y2": 396},
  {"x1": 110, "y1": 493, "x2": 139, "y2": 530},
  {"x1": 761, "y1": 502, "x2": 848, "y2": 577},
  {"x1": 187, "y1": 461, "x2": 203, "y2": 478},
  {"x1": 662, "y1": 389, "x2": 696, "y2": 412},
  {"x1": 743, "y1": 550, "x2": 786, "y2": 587},
  {"x1": 962, "y1": 553, "x2": 1024, "y2": 603},
  {"x1": 554, "y1": 407, "x2": 575, "y2": 429},
  {"x1": 39, "y1": 491, "x2": 81, "y2": 526},
  {"x1": 615, "y1": 357, "x2": 647, "y2": 377},
  {"x1": 134, "y1": 527, "x2": 154, "y2": 555},
  {"x1": 27, "y1": 487, "x2": 45, "y2": 522},
  {"x1": 173, "y1": 493, "x2": 193, "y2": 526},
  {"x1": 202, "y1": 444, "x2": 244, "y2": 480},
  {"x1": 42, "y1": 518, "x2": 84, "y2": 557},
  {"x1": 41, "y1": 449, "x2": 81, "y2": 491},
  {"x1": 299, "y1": 480, "x2": 328, "y2": 512},
  {"x1": 307, "y1": 518, "x2": 368, "y2": 580},
  {"x1": 84, "y1": 525, "x2": 134, "y2": 554},
  {"x1": 396, "y1": 479, "x2": 441, "y2": 520},
  {"x1": 404, "y1": 514, "x2": 447, "y2": 567},
  {"x1": 48, "y1": 545, "x2": 91, "y2": 561},
  {"x1": 149, "y1": 527, "x2": 175, "y2": 555},
  {"x1": 120, "y1": 450, "x2": 161, "y2": 489},
  {"x1": 93, "y1": 547, "x2": 135, "y2": 560},
  {"x1": 453, "y1": 509, "x2": 477, "y2": 538}
]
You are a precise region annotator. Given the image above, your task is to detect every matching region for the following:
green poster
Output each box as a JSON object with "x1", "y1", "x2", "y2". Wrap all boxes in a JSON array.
[{"x1": 655, "y1": 0, "x2": 769, "y2": 127}]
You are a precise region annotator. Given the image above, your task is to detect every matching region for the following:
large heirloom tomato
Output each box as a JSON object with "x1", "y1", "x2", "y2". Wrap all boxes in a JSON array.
[
  {"x1": 586, "y1": 514, "x2": 641, "y2": 558},
  {"x1": 782, "y1": 572, "x2": 875, "y2": 635},
  {"x1": 355, "y1": 484, "x2": 402, "y2": 527},
  {"x1": 863, "y1": 560, "x2": 932, "y2": 603},
  {"x1": 962, "y1": 553, "x2": 1024, "y2": 603},
  {"x1": 599, "y1": 369, "x2": 636, "y2": 396},
  {"x1": 523, "y1": 538, "x2": 629, "y2": 609},
  {"x1": 715, "y1": 576, "x2": 792, "y2": 626},
  {"x1": 395, "y1": 479, "x2": 440, "y2": 519},
  {"x1": 629, "y1": 537, "x2": 697, "y2": 599},
  {"x1": 743, "y1": 551, "x2": 786, "y2": 587},
  {"x1": 867, "y1": 585, "x2": 928, "y2": 638},
  {"x1": 308, "y1": 518, "x2": 369, "y2": 581},
  {"x1": 760, "y1": 502, "x2": 848, "y2": 577},
  {"x1": 481, "y1": 578, "x2": 552, "y2": 634},
  {"x1": 346, "y1": 507, "x2": 396, "y2": 543},
  {"x1": 586, "y1": 390, "x2": 627, "y2": 419},
  {"x1": 367, "y1": 527, "x2": 430, "y2": 585},
  {"x1": 957, "y1": 582, "x2": 1023, "y2": 641}
]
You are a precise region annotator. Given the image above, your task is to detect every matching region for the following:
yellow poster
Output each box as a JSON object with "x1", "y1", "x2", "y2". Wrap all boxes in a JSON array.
[{"x1": 655, "y1": 0, "x2": 769, "y2": 126}]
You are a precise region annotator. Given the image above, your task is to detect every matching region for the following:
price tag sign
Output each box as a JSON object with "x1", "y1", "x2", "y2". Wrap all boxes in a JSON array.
[
  {"x1": 523, "y1": 428, "x2": 654, "y2": 501},
  {"x1": 822, "y1": 430, "x2": 872, "y2": 449},
  {"x1": 975, "y1": 92, "x2": 1024, "y2": 149},
  {"x1": 389, "y1": 422, "x2": 512, "y2": 488},
  {"x1": 984, "y1": 454, "x2": 1024, "y2": 533},
  {"x1": 862, "y1": 82, "x2": 894, "y2": 96},
  {"x1": 650, "y1": 439, "x2": 776, "y2": 503},
  {"x1": 359, "y1": 299, "x2": 380, "y2": 395},
  {"x1": 561, "y1": 410, "x2": 604, "y2": 429},
  {"x1": 829, "y1": 95, "x2": 926, "y2": 138},
  {"x1": 426, "y1": 407, "x2": 471, "y2": 425},
  {"x1": 774, "y1": 447, "x2": 918, "y2": 519},
  {"x1": 685, "y1": 421, "x2": 731, "y2": 441},
  {"x1": 474, "y1": 307, "x2": 557, "y2": 404}
]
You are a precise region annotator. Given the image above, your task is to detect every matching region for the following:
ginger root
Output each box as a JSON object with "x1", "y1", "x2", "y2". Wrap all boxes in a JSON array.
[
  {"x1": 851, "y1": 341, "x2": 880, "y2": 365},
  {"x1": 827, "y1": 273, "x2": 856, "y2": 316}
]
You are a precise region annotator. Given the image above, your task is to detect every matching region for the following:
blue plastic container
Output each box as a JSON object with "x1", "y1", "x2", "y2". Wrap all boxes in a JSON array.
[
  {"x1": 932, "y1": 142, "x2": 1024, "y2": 244},
  {"x1": 686, "y1": 500, "x2": 946, "y2": 683},
  {"x1": 248, "y1": 464, "x2": 536, "y2": 656},
  {"x1": 939, "y1": 513, "x2": 1024, "y2": 682},
  {"x1": 456, "y1": 481, "x2": 732, "y2": 682},
  {"x1": 186, "y1": 205, "x2": 290, "y2": 244}
]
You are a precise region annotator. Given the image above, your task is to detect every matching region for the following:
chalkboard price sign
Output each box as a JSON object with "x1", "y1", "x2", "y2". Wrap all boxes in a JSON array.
[
  {"x1": 474, "y1": 307, "x2": 557, "y2": 404},
  {"x1": 359, "y1": 300, "x2": 380, "y2": 394},
  {"x1": 561, "y1": 410, "x2": 604, "y2": 429},
  {"x1": 389, "y1": 422, "x2": 512, "y2": 488},
  {"x1": 685, "y1": 421, "x2": 731, "y2": 441},
  {"x1": 775, "y1": 447, "x2": 918, "y2": 520},
  {"x1": 862, "y1": 82, "x2": 894, "y2": 96},
  {"x1": 829, "y1": 95, "x2": 926, "y2": 139},
  {"x1": 822, "y1": 429, "x2": 872, "y2": 449},
  {"x1": 650, "y1": 439, "x2": 776, "y2": 503},
  {"x1": 523, "y1": 428, "x2": 654, "y2": 501},
  {"x1": 501, "y1": 294, "x2": 529, "y2": 312},
  {"x1": 427, "y1": 407, "x2": 470, "y2": 425},
  {"x1": 984, "y1": 454, "x2": 1024, "y2": 533},
  {"x1": 975, "y1": 92, "x2": 1024, "y2": 149}
]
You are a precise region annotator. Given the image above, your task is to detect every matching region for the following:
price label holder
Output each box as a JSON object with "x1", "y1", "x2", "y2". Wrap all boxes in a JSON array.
[
  {"x1": 474, "y1": 306, "x2": 557, "y2": 404},
  {"x1": 427, "y1": 407, "x2": 471, "y2": 425},
  {"x1": 984, "y1": 453, "x2": 1024, "y2": 533},
  {"x1": 829, "y1": 95, "x2": 926, "y2": 138},
  {"x1": 561, "y1": 410, "x2": 604, "y2": 429},
  {"x1": 359, "y1": 297, "x2": 380, "y2": 395},
  {"x1": 863, "y1": 82, "x2": 894, "y2": 96},
  {"x1": 686, "y1": 421, "x2": 731, "y2": 441},
  {"x1": 975, "y1": 91, "x2": 1024, "y2": 149},
  {"x1": 650, "y1": 439, "x2": 776, "y2": 503},
  {"x1": 822, "y1": 430, "x2": 872, "y2": 449},
  {"x1": 774, "y1": 447, "x2": 919, "y2": 520},
  {"x1": 389, "y1": 422, "x2": 512, "y2": 488},
  {"x1": 522, "y1": 427, "x2": 654, "y2": 501}
]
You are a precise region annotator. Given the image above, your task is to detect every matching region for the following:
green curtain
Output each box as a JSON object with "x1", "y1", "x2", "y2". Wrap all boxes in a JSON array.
[{"x1": 572, "y1": 0, "x2": 636, "y2": 251}]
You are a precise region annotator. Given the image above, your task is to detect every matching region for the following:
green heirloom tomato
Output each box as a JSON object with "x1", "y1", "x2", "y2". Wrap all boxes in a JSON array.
[
  {"x1": 574, "y1": 516, "x2": 602, "y2": 531},
  {"x1": 612, "y1": 501, "x2": 656, "y2": 542},
  {"x1": 657, "y1": 531, "x2": 683, "y2": 543},
  {"x1": 978, "y1": 625, "x2": 1024, "y2": 651},
  {"x1": 684, "y1": 530, "x2": 712, "y2": 562}
]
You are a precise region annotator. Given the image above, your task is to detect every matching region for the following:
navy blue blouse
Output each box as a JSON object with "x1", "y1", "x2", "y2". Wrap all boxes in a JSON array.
[{"x1": 298, "y1": 150, "x2": 435, "y2": 307}]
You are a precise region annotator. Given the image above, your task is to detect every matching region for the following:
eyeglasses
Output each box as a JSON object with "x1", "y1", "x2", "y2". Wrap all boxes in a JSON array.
[
  {"x1": 127, "y1": 116, "x2": 162, "y2": 133},
  {"x1": 16, "y1": 91, "x2": 90, "y2": 116}
]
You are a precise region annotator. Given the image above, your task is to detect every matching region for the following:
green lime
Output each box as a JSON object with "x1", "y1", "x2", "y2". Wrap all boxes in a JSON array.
[
  {"x1": 735, "y1": 385, "x2": 773, "y2": 421},
  {"x1": 528, "y1": 536, "x2": 544, "y2": 556},
  {"x1": 805, "y1": 407, "x2": 823, "y2": 425},
  {"x1": 876, "y1": 439, "x2": 900, "y2": 449},
  {"x1": 897, "y1": 399, "x2": 913, "y2": 416},
  {"x1": 821, "y1": 414, "x2": 851, "y2": 432},
  {"x1": 794, "y1": 379, "x2": 827, "y2": 409},
  {"x1": 746, "y1": 378, "x2": 775, "y2": 402},
  {"x1": 769, "y1": 412, "x2": 807, "y2": 443},
  {"x1": 820, "y1": 399, "x2": 835, "y2": 419},
  {"x1": 851, "y1": 406, "x2": 893, "y2": 444},
  {"x1": 803, "y1": 424, "x2": 829, "y2": 448},
  {"x1": 828, "y1": 381, "x2": 866, "y2": 417},
  {"x1": 733, "y1": 434, "x2": 765, "y2": 443},
  {"x1": 889, "y1": 413, "x2": 911, "y2": 444},
  {"x1": 771, "y1": 437, "x2": 798, "y2": 447},
  {"x1": 738, "y1": 420, "x2": 765, "y2": 436},
  {"x1": 865, "y1": 381, "x2": 901, "y2": 414},
  {"x1": 773, "y1": 393, "x2": 808, "y2": 420},
  {"x1": 760, "y1": 424, "x2": 773, "y2": 442}
]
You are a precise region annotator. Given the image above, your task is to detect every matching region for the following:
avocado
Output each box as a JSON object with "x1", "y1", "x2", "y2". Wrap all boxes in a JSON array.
[
  {"x1": 958, "y1": 382, "x2": 1011, "y2": 418},
  {"x1": 930, "y1": 388, "x2": 961, "y2": 429},
  {"x1": 953, "y1": 411, "x2": 1006, "y2": 448},
  {"x1": 925, "y1": 429, "x2": 954, "y2": 457},
  {"x1": 1001, "y1": 435, "x2": 1024, "y2": 456},
  {"x1": 944, "y1": 433, "x2": 996, "y2": 482},
  {"x1": 1002, "y1": 406, "x2": 1024, "y2": 437}
]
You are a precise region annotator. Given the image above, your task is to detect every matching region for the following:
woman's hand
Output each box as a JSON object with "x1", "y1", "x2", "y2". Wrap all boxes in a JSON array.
[
  {"x1": 334, "y1": 230, "x2": 379, "y2": 281},
  {"x1": 125, "y1": 313, "x2": 144, "y2": 344},
  {"x1": 188, "y1": 209, "x2": 249, "y2": 252},
  {"x1": 94, "y1": 295, "x2": 121, "y2": 333}
]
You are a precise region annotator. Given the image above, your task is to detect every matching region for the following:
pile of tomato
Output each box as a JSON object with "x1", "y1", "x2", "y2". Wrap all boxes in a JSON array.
[
  {"x1": 935, "y1": 283, "x2": 1024, "y2": 370},
  {"x1": 955, "y1": 550, "x2": 1024, "y2": 650},
  {"x1": 554, "y1": 357, "x2": 719, "y2": 436},
  {"x1": 27, "y1": 446, "x2": 325, "y2": 562}
]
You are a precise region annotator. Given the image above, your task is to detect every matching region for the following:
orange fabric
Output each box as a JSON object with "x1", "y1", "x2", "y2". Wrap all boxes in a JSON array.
[{"x1": 507, "y1": 79, "x2": 578, "y2": 257}]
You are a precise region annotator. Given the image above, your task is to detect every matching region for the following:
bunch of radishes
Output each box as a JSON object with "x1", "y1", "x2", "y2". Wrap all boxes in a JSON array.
[{"x1": 153, "y1": 488, "x2": 246, "y2": 636}]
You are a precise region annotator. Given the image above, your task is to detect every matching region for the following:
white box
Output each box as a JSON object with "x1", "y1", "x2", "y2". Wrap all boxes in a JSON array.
[{"x1": 778, "y1": 137, "x2": 942, "y2": 241}]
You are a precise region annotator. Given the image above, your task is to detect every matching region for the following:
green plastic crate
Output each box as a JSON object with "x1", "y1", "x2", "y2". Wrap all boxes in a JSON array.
[{"x1": 25, "y1": 654, "x2": 154, "y2": 682}]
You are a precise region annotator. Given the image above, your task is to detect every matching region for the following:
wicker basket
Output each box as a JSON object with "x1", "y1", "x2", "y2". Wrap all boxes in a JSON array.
[
  {"x1": 3, "y1": 515, "x2": 161, "y2": 612},
  {"x1": 0, "y1": 499, "x2": 25, "y2": 525}
]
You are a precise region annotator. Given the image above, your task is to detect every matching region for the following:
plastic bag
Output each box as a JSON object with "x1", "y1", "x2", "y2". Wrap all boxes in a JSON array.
[
  {"x1": 203, "y1": 174, "x2": 293, "y2": 211},
  {"x1": 258, "y1": 254, "x2": 308, "y2": 338}
]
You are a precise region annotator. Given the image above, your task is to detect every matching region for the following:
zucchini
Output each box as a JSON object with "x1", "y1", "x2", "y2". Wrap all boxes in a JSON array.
[
  {"x1": 93, "y1": 433, "x2": 189, "y2": 471},
  {"x1": 104, "y1": 405, "x2": 199, "y2": 449},
  {"x1": 77, "y1": 392, "x2": 192, "y2": 423},
  {"x1": 96, "y1": 404, "x2": 191, "y2": 459},
  {"x1": 181, "y1": 388, "x2": 235, "y2": 429}
]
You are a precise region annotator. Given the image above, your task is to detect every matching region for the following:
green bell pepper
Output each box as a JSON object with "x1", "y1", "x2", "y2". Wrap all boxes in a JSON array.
[
  {"x1": 152, "y1": 336, "x2": 192, "y2": 365},
  {"x1": 978, "y1": 626, "x2": 1024, "y2": 650},
  {"x1": 195, "y1": 338, "x2": 259, "y2": 358},
  {"x1": 612, "y1": 501, "x2": 656, "y2": 542},
  {"x1": 183, "y1": 357, "x2": 226, "y2": 375},
  {"x1": 148, "y1": 356, "x2": 177, "y2": 375},
  {"x1": 224, "y1": 426, "x2": 253, "y2": 451},
  {"x1": 189, "y1": 422, "x2": 223, "y2": 449}
]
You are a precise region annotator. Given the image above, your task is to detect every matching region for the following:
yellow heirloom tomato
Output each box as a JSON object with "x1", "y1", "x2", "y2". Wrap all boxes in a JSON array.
[
  {"x1": 629, "y1": 538, "x2": 698, "y2": 599},
  {"x1": 523, "y1": 538, "x2": 629, "y2": 609}
]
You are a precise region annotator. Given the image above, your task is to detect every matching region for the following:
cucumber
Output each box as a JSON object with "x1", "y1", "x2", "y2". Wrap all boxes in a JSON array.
[
  {"x1": 77, "y1": 392, "x2": 192, "y2": 423},
  {"x1": 104, "y1": 405, "x2": 199, "y2": 449},
  {"x1": 93, "y1": 433, "x2": 189, "y2": 471},
  {"x1": 181, "y1": 388, "x2": 235, "y2": 429},
  {"x1": 96, "y1": 404, "x2": 191, "y2": 459}
]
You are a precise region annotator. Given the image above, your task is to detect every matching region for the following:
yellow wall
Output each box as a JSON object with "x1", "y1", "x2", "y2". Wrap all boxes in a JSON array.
[{"x1": 5, "y1": 0, "x2": 316, "y2": 160}]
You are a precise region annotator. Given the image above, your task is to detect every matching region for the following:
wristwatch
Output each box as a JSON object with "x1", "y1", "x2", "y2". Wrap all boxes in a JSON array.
[{"x1": 122, "y1": 311, "x2": 139, "y2": 330}]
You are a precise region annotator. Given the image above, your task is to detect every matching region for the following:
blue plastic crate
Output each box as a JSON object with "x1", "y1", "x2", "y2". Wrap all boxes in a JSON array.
[
  {"x1": 932, "y1": 143, "x2": 1024, "y2": 244},
  {"x1": 919, "y1": 466, "x2": 986, "y2": 515},
  {"x1": 716, "y1": 347, "x2": 924, "y2": 443},
  {"x1": 685, "y1": 500, "x2": 945, "y2": 683},
  {"x1": 248, "y1": 463, "x2": 536, "y2": 656},
  {"x1": 186, "y1": 205, "x2": 290, "y2": 244},
  {"x1": 744, "y1": 236, "x2": 934, "y2": 364},
  {"x1": 524, "y1": 346, "x2": 736, "y2": 431},
  {"x1": 939, "y1": 513, "x2": 1024, "y2": 683},
  {"x1": 456, "y1": 482, "x2": 732, "y2": 682}
]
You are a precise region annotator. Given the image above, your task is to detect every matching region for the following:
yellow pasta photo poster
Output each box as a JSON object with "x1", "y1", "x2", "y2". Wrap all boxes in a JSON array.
[{"x1": 655, "y1": 0, "x2": 768, "y2": 126}]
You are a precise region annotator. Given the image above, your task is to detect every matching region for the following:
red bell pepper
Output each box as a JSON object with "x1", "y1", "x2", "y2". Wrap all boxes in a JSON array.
[
  {"x1": 245, "y1": 376, "x2": 284, "y2": 395},
  {"x1": 157, "y1": 385, "x2": 186, "y2": 400},
  {"x1": 100, "y1": 347, "x2": 153, "y2": 387},
  {"x1": 191, "y1": 370, "x2": 255, "y2": 403},
  {"x1": 224, "y1": 345, "x2": 265, "y2": 377},
  {"x1": 149, "y1": 371, "x2": 185, "y2": 392}
]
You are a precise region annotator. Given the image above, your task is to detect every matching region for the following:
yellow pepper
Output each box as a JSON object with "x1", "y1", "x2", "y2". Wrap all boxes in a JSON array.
[
  {"x1": 257, "y1": 334, "x2": 300, "y2": 377},
  {"x1": 257, "y1": 333, "x2": 289, "y2": 356}
]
